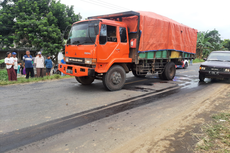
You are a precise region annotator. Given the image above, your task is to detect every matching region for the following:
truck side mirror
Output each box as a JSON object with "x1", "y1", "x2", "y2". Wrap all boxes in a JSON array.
[
  {"x1": 94, "y1": 24, "x2": 99, "y2": 35},
  {"x1": 63, "y1": 25, "x2": 71, "y2": 40}
]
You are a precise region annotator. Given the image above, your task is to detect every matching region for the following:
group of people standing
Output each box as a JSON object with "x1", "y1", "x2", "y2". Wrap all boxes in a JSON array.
[{"x1": 4, "y1": 50, "x2": 53, "y2": 81}]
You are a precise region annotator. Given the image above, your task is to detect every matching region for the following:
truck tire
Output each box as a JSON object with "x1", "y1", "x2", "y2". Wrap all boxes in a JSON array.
[
  {"x1": 75, "y1": 76, "x2": 94, "y2": 85},
  {"x1": 132, "y1": 69, "x2": 147, "y2": 78},
  {"x1": 103, "y1": 65, "x2": 126, "y2": 91},
  {"x1": 199, "y1": 74, "x2": 205, "y2": 82},
  {"x1": 158, "y1": 73, "x2": 166, "y2": 80},
  {"x1": 164, "y1": 62, "x2": 176, "y2": 80}
]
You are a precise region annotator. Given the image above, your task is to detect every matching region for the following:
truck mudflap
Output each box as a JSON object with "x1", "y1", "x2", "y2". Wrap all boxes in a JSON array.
[{"x1": 58, "y1": 64, "x2": 95, "y2": 77}]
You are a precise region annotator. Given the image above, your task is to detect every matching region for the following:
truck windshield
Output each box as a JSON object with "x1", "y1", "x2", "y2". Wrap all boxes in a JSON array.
[{"x1": 67, "y1": 20, "x2": 99, "y2": 45}]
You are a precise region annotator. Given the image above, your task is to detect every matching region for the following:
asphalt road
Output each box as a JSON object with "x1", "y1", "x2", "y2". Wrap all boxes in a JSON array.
[{"x1": 0, "y1": 63, "x2": 226, "y2": 153}]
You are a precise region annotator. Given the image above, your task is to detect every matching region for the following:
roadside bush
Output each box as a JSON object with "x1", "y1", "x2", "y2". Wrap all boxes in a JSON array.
[
  {"x1": 0, "y1": 59, "x2": 4, "y2": 64},
  {"x1": 193, "y1": 58, "x2": 205, "y2": 63},
  {"x1": 0, "y1": 69, "x2": 8, "y2": 81},
  {"x1": 0, "y1": 72, "x2": 73, "y2": 86},
  {"x1": 53, "y1": 74, "x2": 60, "y2": 79}
]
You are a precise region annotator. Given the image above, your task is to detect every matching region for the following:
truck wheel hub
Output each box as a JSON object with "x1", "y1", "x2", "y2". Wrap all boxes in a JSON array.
[{"x1": 111, "y1": 72, "x2": 121, "y2": 85}]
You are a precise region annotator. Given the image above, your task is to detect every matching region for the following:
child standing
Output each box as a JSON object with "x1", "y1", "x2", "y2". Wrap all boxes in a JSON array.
[
  {"x1": 23, "y1": 63, "x2": 26, "y2": 75},
  {"x1": 17, "y1": 62, "x2": 21, "y2": 75}
]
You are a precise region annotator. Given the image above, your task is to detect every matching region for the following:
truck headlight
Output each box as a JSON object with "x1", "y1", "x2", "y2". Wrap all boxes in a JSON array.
[
  {"x1": 85, "y1": 58, "x2": 96, "y2": 65},
  {"x1": 200, "y1": 67, "x2": 206, "y2": 70},
  {"x1": 65, "y1": 57, "x2": 69, "y2": 62},
  {"x1": 85, "y1": 58, "x2": 92, "y2": 64},
  {"x1": 225, "y1": 69, "x2": 230, "y2": 72}
]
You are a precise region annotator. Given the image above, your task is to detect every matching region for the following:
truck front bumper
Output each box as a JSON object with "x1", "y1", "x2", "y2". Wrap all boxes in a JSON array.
[{"x1": 58, "y1": 64, "x2": 95, "y2": 77}]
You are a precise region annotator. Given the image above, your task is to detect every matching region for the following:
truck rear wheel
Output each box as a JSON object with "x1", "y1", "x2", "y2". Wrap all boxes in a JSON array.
[
  {"x1": 158, "y1": 73, "x2": 166, "y2": 80},
  {"x1": 103, "y1": 65, "x2": 126, "y2": 91},
  {"x1": 164, "y1": 62, "x2": 176, "y2": 80},
  {"x1": 132, "y1": 69, "x2": 147, "y2": 78},
  {"x1": 75, "y1": 76, "x2": 94, "y2": 85}
]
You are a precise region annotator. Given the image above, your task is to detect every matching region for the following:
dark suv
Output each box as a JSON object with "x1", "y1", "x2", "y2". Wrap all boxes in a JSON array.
[{"x1": 199, "y1": 51, "x2": 230, "y2": 82}]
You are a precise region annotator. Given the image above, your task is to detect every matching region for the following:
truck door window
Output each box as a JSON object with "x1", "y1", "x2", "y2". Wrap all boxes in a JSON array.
[
  {"x1": 99, "y1": 24, "x2": 117, "y2": 44},
  {"x1": 107, "y1": 25, "x2": 117, "y2": 42},
  {"x1": 119, "y1": 27, "x2": 127, "y2": 43},
  {"x1": 99, "y1": 24, "x2": 107, "y2": 44}
]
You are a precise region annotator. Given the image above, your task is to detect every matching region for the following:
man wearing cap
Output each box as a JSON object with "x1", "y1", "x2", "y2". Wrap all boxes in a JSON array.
[
  {"x1": 23, "y1": 50, "x2": 34, "y2": 79},
  {"x1": 45, "y1": 55, "x2": 53, "y2": 76},
  {"x1": 11, "y1": 52, "x2": 18, "y2": 75},
  {"x1": 34, "y1": 52, "x2": 44, "y2": 77}
]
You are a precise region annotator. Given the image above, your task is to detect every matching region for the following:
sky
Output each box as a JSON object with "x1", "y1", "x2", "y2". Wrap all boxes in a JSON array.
[{"x1": 61, "y1": 0, "x2": 230, "y2": 40}]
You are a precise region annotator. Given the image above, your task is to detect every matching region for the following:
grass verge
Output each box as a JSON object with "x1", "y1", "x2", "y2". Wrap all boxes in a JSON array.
[
  {"x1": 195, "y1": 112, "x2": 230, "y2": 152},
  {"x1": 0, "y1": 69, "x2": 73, "y2": 86},
  {"x1": 193, "y1": 58, "x2": 205, "y2": 63}
]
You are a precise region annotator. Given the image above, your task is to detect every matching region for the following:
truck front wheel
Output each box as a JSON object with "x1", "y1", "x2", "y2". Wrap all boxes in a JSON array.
[
  {"x1": 75, "y1": 76, "x2": 94, "y2": 85},
  {"x1": 103, "y1": 65, "x2": 126, "y2": 91},
  {"x1": 164, "y1": 62, "x2": 176, "y2": 80}
]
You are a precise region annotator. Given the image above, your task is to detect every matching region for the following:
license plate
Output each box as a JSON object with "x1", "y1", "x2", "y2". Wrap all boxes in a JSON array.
[
  {"x1": 66, "y1": 69, "x2": 73, "y2": 74},
  {"x1": 209, "y1": 71, "x2": 219, "y2": 75}
]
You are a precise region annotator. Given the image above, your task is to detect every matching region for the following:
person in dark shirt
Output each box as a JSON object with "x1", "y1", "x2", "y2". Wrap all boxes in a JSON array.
[
  {"x1": 45, "y1": 55, "x2": 53, "y2": 76},
  {"x1": 23, "y1": 50, "x2": 34, "y2": 79}
]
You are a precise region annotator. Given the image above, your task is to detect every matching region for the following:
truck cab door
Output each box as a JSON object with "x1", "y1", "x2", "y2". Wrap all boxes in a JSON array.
[
  {"x1": 97, "y1": 24, "x2": 120, "y2": 63},
  {"x1": 118, "y1": 27, "x2": 129, "y2": 58}
]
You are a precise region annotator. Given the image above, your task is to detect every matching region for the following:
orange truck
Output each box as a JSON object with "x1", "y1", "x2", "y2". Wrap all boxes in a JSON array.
[{"x1": 59, "y1": 11, "x2": 197, "y2": 91}]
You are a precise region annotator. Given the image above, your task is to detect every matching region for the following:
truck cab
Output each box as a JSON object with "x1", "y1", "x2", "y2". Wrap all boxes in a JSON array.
[{"x1": 59, "y1": 19, "x2": 132, "y2": 90}]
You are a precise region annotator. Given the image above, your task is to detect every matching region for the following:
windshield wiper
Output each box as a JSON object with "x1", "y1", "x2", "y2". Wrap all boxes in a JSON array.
[
  {"x1": 72, "y1": 41, "x2": 87, "y2": 46},
  {"x1": 77, "y1": 42, "x2": 87, "y2": 46}
]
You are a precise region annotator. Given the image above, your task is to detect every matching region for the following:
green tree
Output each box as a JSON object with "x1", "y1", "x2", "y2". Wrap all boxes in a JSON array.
[
  {"x1": 212, "y1": 42, "x2": 228, "y2": 51},
  {"x1": 0, "y1": 0, "x2": 81, "y2": 63},
  {"x1": 196, "y1": 32, "x2": 212, "y2": 58},
  {"x1": 196, "y1": 30, "x2": 228, "y2": 58},
  {"x1": 0, "y1": 0, "x2": 16, "y2": 50},
  {"x1": 223, "y1": 39, "x2": 230, "y2": 50},
  {"x1": 205, "y1": 29, "x2": 222, "y2": 44}
]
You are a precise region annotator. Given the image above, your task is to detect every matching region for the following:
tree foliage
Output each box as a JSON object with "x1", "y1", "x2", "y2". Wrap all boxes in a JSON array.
[
  {"x1": 196, "y1": 32, "x2": 212, "y2": 58},
  {"x1": 196, "y1": 30, "x2": 228, "y2": 58},
  {"x1": 204, "y1": 29, "x2": 222, "y2": 44},
  {"x1": 0, "y1": 0, "x2": 81, "y2": 63},
  {"x1": 223, "y1": 39, "x2": 230, "y2": 51}
]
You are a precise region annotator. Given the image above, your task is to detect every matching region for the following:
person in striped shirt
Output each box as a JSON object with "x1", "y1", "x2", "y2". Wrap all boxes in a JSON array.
[{"x1": 23, "y1": 50, "x2": 34, "y2": 79}]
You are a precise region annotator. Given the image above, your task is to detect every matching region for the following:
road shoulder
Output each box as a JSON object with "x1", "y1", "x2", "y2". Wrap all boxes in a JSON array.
[{"x1": 110, "y1": 83, "x2": 230, "y2": 153}]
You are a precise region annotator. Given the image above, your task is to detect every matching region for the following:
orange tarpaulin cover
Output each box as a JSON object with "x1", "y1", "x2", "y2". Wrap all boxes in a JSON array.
[{"x1": 123, "y1": 11, "x2": 197, "y2": 54}]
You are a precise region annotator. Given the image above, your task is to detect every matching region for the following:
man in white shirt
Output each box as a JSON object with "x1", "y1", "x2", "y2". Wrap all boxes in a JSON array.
[
  {"x1": 34, "y1": 51, "x2": 44, "y2": 77},
  {"x1": 11, "y1": 52, "x2": 18, "y2": 75},
  {"x1": 5, "y1": 52, "x2": 17, "y2": 81}
]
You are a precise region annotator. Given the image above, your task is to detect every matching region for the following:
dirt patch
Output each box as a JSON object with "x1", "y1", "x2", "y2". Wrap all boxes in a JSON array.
[{"x1": 110, "y1": 84, "x2": 230, "y2": 153}]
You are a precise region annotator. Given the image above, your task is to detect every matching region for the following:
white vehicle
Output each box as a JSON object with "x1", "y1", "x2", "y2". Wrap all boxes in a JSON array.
[{"x1": 175, "y1": 60, "x2": 189, "y2": 69}]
